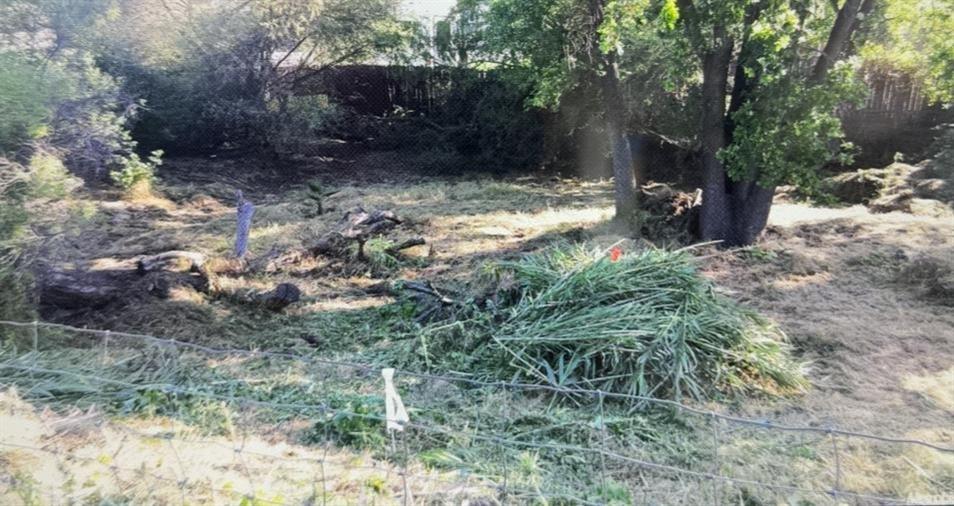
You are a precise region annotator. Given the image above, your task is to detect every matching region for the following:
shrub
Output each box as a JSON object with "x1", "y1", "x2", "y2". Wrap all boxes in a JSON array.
[
  {"x1": 0, "y1": 159, "x2": 34, "y2": 327},
  {"x1": 0, "y1": 152, "x2": 85, "y2": 328},
  {"x1": 925, "y1": 125, "x2": 954, "y2": 179},
  {"x1": 0, "y1": 51, "x2": 138, "y2": 178},
  {"x1": 0, "y1": 53, "x2": 58, "y2": 153},
  {"x1": 0, "y1": 160, "x2": 29, "y2": 242},
  {"x1": 110, "y1": 150, "x2": 163, "y2": 195},
  {"x1": 28, "y1": 151, "x2": 82, "y2": 200},
  {"x1": 415, "y1": 147, "x2": 468, "y2": 174},
  {"x1": 46, "y1": 54, "x2": 138, "y2": 178},
  {"x1": 308, "y1": 394, "x2": 387, "y2": 450},
  {"x1": 285, "y1": 95, "x2": 350, "y2": 134}
]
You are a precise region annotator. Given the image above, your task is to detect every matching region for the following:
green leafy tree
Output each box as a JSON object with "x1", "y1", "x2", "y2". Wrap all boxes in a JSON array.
[
  {"x1": 857, "y1": 0, "x2": 954, "y2": 104},
  {"x1": 435, "y1": 0, "x2": 486, "y2": 66},
  {"x1": 478, "y1": 0, "x2": 645, "y2": 220},
  {"x1": 95, "y1": 0, "x2": 406, "y2": 153},
  {"x1": 477, "y1": 0, "x2": 884, "y2": 245},
  {"x1": 663, "y1": 0, "x2": 871, "y2": 245},
  {"x1": 461, "y1": 0, "x2": 700, "y2": 219}
]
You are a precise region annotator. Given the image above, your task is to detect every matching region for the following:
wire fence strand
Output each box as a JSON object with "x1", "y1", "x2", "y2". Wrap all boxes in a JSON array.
[
  {"x1": 3, "y1": 319, "x2": 950, "y2": 453},
  {"x1": 1, "y1": 319, "x2": 951, "y2": 505}
]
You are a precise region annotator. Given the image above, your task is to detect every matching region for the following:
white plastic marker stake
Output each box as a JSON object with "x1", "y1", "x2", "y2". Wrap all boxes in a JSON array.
[{"x1": 382, "y1": 368, "x2": 409, "y2": 432}]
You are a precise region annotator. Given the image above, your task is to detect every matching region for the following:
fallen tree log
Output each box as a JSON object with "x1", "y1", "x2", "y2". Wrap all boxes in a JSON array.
[
  {"x1": 38, "y1": 266, "x2": 211, "y2": 310},
  {"x1": 136, "y1": 250, "x2": 216, "y2": 293},
  {"x1": 244, "y1": 208, "x2": 425, "y2": 275},
  {"x1": 39, "y1": 262, "x2": 302, "y2": 313},
  {"x1": 250, "y1": 247, "x2": 312, "y2": 274},
  {"x1": 137, "y1": 251, "x2": 300, "y2": 311},
  {"x1": 310, "y1": 232, "x2": 351, "y2": 257},
  {"x1": 38, "y1": 269, "x2": 128, "y2": 309},
  {"x1": 386, "y1": 238, "x2": 426, "y2": 254}
]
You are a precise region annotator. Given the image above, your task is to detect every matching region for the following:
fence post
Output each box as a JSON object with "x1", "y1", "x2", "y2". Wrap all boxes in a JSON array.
[
  {"x1": 320, "y1": 423, "x2": 330, "y2": 506},
  {"x1": 234, "y1": 191, "x2": 255, "y2": 258},
  {"x1": 102, "y1": 329, "x2": 110, "y2": 365},
  {"x1": 30, "y1": 320, "x2": 38, "y2": 379},
  {"x1": 401, "y1": 431, "x2": 411, "y2": 506},
  {"x1": 829, "y1": 431, "x2": 842, "y2": 502},
  {"x1": 165, "y1": 436, "x2": 188, "y2": 506},
  {"x1": 382, "y1": 368, "x2": 411, "y2": 504},
  {"x1": 596, "y1": 390, "x2": 608, "y2": 493},
  {"x1": 710, "y1": 413, "x2": 722, "y2": 505}
]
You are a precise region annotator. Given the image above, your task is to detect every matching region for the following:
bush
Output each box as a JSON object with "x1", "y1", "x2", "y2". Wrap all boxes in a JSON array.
[
  {"x1": 0, "y1": 51, "x2": 139, "y2": 178},
  {"x1": 425, "y1": 246, "x2": 806, "y2": 401},
  {"x1": 110, "y1": 150, "x2": 163, "y2": 195},
  {"x1": 0, "y1": 159, "x2": 34, "y2": 326},
  {"x1": 0, "y1": 161, "x2": 29, "y2": 242},
  {"x1": 0, "y1": 152, "x2": 85, "y2": 327},
  {"x1": 925, "y1": 125, "x2": 954, "y2": 179},
  {"x1": 357, "y1": 69, "x2": 546, "y2": 173},
  {"x1": 46, "y1": 53, "x2": 138, "y2": 178},
  {"x1": 0, "y1": 53, "x2": 59, "y2": 153},
  {"x1": 415, "y1": 147, "x2": 469, "y2": 174},
  {"x1": 308, "y1": 394, "x2": 387, "y2": 450},
  {"x1": 28, "y1": 151, "x2": 82, "y2": 200}
]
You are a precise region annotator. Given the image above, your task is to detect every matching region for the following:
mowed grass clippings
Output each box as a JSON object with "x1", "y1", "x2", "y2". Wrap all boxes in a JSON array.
[{"x1": 419, "y1": 246, "x2": 808, "y2": 401}]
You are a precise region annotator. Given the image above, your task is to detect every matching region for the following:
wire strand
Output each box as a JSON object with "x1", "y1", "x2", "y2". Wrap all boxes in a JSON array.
[
  {"x1": 0, "y1": 362, "x2": 913, "y2": 504},
  {"x1": 2, "y1": 319, "x2": 950, "y2": 454}
]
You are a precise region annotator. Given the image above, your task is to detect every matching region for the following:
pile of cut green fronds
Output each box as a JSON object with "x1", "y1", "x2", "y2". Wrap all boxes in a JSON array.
[{"x1": 473, "y1": 246, "x2": 806, "y2": 400}]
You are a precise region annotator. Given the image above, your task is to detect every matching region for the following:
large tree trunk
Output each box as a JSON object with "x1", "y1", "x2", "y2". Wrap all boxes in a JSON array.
[
  {"x1": 726, "y1": 180, "x2": 775, "y2": 246},
  {"x1": 699, "y1": 0, "x2": 870, "y2": 247},
  {"x1": 698, "y1": 28, "x2": 734, "y2": 242},
  {"x1": 727, "y1": 2, "x2": 767, "y2": 137},
  {"x1": 719, "y1": 4, "x2": 773, "y2": 247},
  {"x1": 664, "y1": 0, "x2": 873, "y2": 247},
  {"x1": 589, "y1": 0, "x2": 638, "y2": 222},
  {"x1": 605, "y1": 60, "x2": 637, "y2": 221}
]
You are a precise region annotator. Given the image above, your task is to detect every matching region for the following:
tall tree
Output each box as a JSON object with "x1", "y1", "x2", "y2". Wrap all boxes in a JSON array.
[
  {"x1": 673, "y1": 0, "x2": 871, "y2": 245},
  {"x1": 480, "y1": 0, "x2": 640, "y2": 221},
  {"x1": 587, "y1": 0, "x2": 637, "y2": 220}
]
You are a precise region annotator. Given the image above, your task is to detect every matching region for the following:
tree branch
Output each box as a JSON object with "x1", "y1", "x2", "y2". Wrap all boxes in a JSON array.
[
  {"x1": 272, "y1": 31, "x2": 320, "y2": 72},
  {"x1": 811, "y1": 0, "x2": 866, "y2": 83},
  {"x1": 288, "y1": 45, "x2": 372, "y2": 86}
]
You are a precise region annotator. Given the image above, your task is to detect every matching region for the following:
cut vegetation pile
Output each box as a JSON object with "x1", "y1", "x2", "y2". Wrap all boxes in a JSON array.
[{"x1": 430, "y1": 247, "x2": 807, "y2": 401}]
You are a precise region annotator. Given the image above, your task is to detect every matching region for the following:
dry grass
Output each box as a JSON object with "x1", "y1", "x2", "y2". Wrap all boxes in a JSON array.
[
  {"x1": 903, "y1": 367, "x2": 954, "y2": 412},
  {"x1": 0, "y1": 391, "x2": 493, "y2": 505},
  {"x1": 8, "y1": 158, "x2": 954, "y2": 504},
  {"x1": 702, "y1": 201, "x2": 954, "y2": 499}
]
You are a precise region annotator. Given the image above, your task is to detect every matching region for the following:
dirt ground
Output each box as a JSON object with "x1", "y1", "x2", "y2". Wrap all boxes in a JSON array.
[
  {"x1": 708, "y1": 204, "x2": 953, "y2": 433},
  {"x1": 5, "y1": 153, "x2": 954, "y2": 503}
]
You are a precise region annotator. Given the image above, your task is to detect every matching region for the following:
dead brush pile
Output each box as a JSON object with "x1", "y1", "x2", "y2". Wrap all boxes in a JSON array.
[{"x1": 421, "y1": 246, "x2": 807, "y2": 401}]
